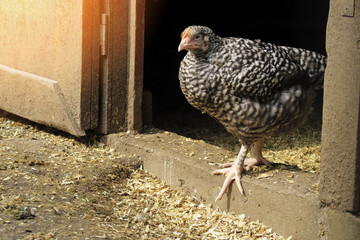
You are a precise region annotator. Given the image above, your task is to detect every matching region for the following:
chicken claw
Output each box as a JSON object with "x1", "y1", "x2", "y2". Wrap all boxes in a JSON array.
[
  {"x1": 213, "y1": 144, "x2": 249, "y2": 201},
  {"x1": 213, "y1": 163, "x2": 244, "y2": 201}
]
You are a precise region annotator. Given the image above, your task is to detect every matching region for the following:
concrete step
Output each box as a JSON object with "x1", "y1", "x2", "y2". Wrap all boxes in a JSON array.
[{"x1": 104, "y1": 129, "x2": 320, "y2": 239}]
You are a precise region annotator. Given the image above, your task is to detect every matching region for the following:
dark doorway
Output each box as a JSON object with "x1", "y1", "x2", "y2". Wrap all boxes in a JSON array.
[{"x1": 144, "y1": 0, "x2": 329, "y2": 155}]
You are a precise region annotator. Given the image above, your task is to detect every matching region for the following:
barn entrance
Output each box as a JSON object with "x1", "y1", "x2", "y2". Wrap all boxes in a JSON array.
[
  {"x1": 144, "y1": 0, "x2": 328, "y2": 158},
  {"x1": 141, "y1": 2, "x2": 360, "y2": 237},
  {"x1": 1, "y1": 1, "x2": 359, "y2": 238}
]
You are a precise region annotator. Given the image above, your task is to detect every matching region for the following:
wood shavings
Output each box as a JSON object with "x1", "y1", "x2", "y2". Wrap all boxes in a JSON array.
[
  {"x1": 154, "y1": 106, "x2": 322, "y2": 173},
  {"x1": 257, "y1": 171, "x2": 275, "y2": 179},
  {"x1": 121, "y1": 169, "x2": 290, "y2": 239},
  {"x1": 0, "y1": 115, "x2": 290, "y2": 239}
]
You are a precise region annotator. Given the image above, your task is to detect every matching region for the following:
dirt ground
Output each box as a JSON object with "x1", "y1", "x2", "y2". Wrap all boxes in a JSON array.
[{"x1": 0, "y1": 114, "x2": 292, "y2": 240}]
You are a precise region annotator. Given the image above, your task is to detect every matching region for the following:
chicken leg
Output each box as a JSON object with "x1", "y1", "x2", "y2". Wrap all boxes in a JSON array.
[
  {"x1": 244, "y1": 137, "x2": 271, "y2": 171},
  {"x1": 213, "y1": 138, "x2": 271, "y2": 201}
]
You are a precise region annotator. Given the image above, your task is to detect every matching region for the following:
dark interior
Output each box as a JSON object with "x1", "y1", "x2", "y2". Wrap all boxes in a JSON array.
[{"x1": 144, "y1": 0, "x2": 329, "y2": 146}]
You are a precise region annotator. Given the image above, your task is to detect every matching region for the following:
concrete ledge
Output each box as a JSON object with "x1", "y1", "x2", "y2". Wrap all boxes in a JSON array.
[
  {"x1": 319, "y1": 208, "x2": 360, "y2": 240},
  {"x1": 104, "y1": 130, "x2": 320, "y2": 239}
]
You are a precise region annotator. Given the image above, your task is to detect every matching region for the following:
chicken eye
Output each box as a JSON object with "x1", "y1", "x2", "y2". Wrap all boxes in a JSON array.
[{"x1": 194, "y1": 34, "x2": 202, "y2": 40}]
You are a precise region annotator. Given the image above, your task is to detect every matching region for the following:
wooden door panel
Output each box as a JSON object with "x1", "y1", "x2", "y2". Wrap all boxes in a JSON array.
[{"x1": 0, "y1": 0, "x2": 99, "y2": 136}]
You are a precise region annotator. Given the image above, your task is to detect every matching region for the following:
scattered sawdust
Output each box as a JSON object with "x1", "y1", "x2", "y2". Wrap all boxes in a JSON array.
[
  {"x1": 154, "y1": 105, "x2": 322, "y2": 173},
  {"x1": 0, "y1": 115, "x2": 289, "y2": 239},
  {"x1": 262, "y1": 126, "x2": 321, "y2": 173}
]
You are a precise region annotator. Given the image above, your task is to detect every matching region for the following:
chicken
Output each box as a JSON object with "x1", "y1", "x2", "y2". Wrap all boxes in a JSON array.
[{"x1": 178, "y1": 26, "x2": 326, "y2": 201}]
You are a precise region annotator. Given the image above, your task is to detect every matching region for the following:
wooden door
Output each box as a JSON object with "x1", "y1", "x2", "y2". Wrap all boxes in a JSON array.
[{"x1": 0, "y1": 0, "x2": 100, "y2": 136}]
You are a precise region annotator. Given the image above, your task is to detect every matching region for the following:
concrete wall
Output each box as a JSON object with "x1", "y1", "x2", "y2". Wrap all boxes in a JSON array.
[
  {"x1": 321, "y1": 0, "x2": 360, "y2": 213},
  {"x1": 320, "y1": 0, "x2": 360, "y2": 238}
]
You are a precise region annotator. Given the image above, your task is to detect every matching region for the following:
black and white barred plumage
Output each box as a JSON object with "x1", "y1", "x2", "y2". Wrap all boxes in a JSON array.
[
  {"x1": 178, "y1": 25, "x2": 326, "y2": 201},
  {"x1": 178, "y1": 25, "x2": 326, "y2": 146}
]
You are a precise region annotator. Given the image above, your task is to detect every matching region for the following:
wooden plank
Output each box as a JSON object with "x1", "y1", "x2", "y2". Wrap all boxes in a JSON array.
[
  {"x1": 127, "y1": 0, "x2": 145, "y2": 132},
  {"x1": 98, "y1": 0, "x2": 130, "y2": 134},
  {"x1": 81, "y1": 0, "x2": 100, "y2": 130},
  {"x1": 0, "y1": 64, "x2": 85, "y2": 136}
]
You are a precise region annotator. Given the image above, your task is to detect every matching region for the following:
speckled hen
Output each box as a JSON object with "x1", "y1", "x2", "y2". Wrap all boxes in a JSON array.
[{"x1": 178, "y1": 26, "x2": 326, "y2": 201}]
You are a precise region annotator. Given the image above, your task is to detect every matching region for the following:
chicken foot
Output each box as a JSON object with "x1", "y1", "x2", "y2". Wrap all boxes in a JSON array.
[
  {"x1": 213, "y1": 144, "x2": 249, "y2": 201},
  {"x1": 213, "y1": 138, "x2": 271, "y2": 201}
]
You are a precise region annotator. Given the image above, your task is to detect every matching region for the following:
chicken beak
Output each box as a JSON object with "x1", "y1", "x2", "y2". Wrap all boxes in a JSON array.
[
  {"x1": 178, "y1": 39, "x2": 185, "y2": 52},
  {"x1": 178, "y1": 37, "x2": 188, "y2": 52}
]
